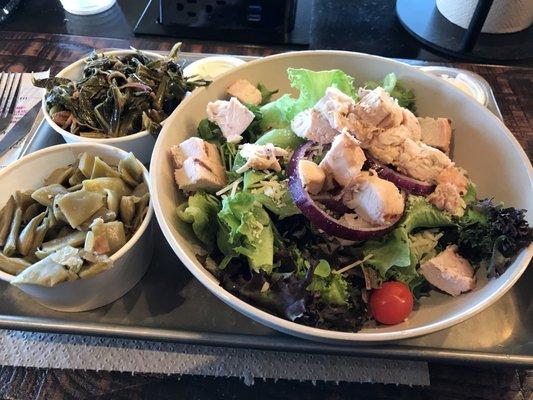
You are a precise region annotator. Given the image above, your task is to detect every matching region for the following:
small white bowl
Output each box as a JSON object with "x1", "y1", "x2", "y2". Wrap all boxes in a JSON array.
[
  {"x1": 183, "y1": 55, "x2": 246, "y2": 81},
  {"x1": 42, "y1": 50, "x2": 165, "y2": 164},
  {"x1": 0, "y1": 143, "x2": 154, "y2": 312}
]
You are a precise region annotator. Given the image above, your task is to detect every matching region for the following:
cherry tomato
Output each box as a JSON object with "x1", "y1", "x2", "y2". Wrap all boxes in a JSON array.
[{"x1": 369, "y1": 281, "x2": 414, "y2": 325}]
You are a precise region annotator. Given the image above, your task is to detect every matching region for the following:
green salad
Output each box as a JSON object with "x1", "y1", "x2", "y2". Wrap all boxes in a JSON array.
[{"x1": 170, "y1": 68, "x2": 531, "y2": 331}]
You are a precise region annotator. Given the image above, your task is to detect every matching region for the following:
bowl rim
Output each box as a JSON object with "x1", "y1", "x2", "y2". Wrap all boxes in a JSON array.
[
  {"x1": 150, "y1": 49, "x2": 533, "y2": 342},
  {"x1": 0, "y1": 142, "x2": 154, "y2": 284},
  {"x1": 42, "y1": 49, "x2": 166, "y2": 144}
]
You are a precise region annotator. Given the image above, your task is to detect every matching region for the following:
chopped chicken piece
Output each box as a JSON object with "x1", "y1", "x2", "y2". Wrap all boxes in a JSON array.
[
  {"x1": 319, "y1": 132, "x2": 366, "y2": 187},
  {"x1": 367, "y1": 125, "x2": 412, "y2": 164},
  {"x1": 355, "y1": 87, "x2": 403, "y2": 129},
  {"x1": 420, "y1": 245, "x2": 475, "y2": 296},
  {"x1": 236, "y1": 143, "x2": 289, "y2": 174},
  {"x1": 401, "y1": 108, "x2": 421, "y2": 141},
  {"x1": 436, "y1": 166, "x2": 469, "y2": 195},
  {"x1": 291, "y1": 108, "x2": 339, "y2": 144},
  {"x1": 226, "y1": 79, "x2": 262, "y2": 106},
  {"x1": 298, "y1": 159, "x2": 325, "y2": 195},
  {"x1": 428, "y1": 183, "x2": 466, "y2": 216},
  {"x1": 417, "y1": 117, "x2": 452, "y2": 154},
  {"x1": 174, "y1": 157, "x2": 226, "y2": 193},
  {"x1": 396, "y1": 138, "x2": 453, "y2": 183},
  {"x1": 170, "y1": 137, "x2": 222, "y2": 169},
  {"x1": 342, "y1": 172, "x2": 404, "y2": 225},
  {"x1": 206, "y1": 97, "x2": 255, "y2": 144},
  {"x1": 314, "y1": 87, "x2": 357, "y2": 132}
]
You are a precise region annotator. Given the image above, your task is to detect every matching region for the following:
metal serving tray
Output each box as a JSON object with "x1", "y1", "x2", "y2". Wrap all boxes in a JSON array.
[{"x1": 0, "y1": 53, "x2": 530, "y2": 366}]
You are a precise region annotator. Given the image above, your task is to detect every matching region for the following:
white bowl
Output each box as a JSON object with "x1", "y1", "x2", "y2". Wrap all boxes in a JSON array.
[
  {"x1": 0, "y1": 143, "x2": 154, "y2": 312},
  {"x1": 42, "y1": 50, "x2": 165, "y2": 164},
  {"x1": 150, "y1": 50, "x2": 533, "y2": 342}
]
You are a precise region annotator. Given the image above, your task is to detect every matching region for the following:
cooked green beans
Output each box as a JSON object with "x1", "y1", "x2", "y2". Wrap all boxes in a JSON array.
[{"x1": 1, "y1": 152, "x2": 150, "y2": 286}]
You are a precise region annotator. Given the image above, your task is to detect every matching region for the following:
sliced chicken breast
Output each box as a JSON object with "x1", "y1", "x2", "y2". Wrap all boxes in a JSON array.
[
  {"x1": 236, "y1": 143, "x2": 289, "y2": 173},
  {"x1": 355, "y1": 87, "x2": 403, "y2": 129},
  {"x1": 420, "y1": 245, "x2": 475, "y2": 296},
  {"x1": 291, "y1": 108, "x2": 339, "y2": 144},
  {"x1": 174, "y1": 157, "x2": 227, "y2": 193},
  {"x1": 401, "y1": 108, "x2": 421, "y2": 141},
  {"x1": 417, "y1": 117, "x2": 452, "y2": 154},
  {"x1": 436, "y1": 166, "x2": 469, "y2": 195},
  {"x1": 428, "y1": 183, "x2": 466, "y2": 216},
  {"x1": 314, "y1": 87, "x2": 357, "y2": 132},
  {"x1": 396, "y1": 138, "x2": 453, "y2": 183},
  {"x1": 298, "y1": 159, "x2": 326, "y2": 195},
  {"x1": 342, "y1": 172, "x2": 404, "y2": 226},
  {"x1": 206, "y1": 97, "x2": 255, "y2": 144},
  {"x1": 170, "y1": 137, "x2": 222, "y2": 169},
  {"x1": 319, "y1": 132, "x2": 366, "y2": 187}
]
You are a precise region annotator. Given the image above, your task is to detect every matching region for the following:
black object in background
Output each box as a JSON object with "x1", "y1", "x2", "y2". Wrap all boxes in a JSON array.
[
  {"x1": 156, "y1": 0, "x2": 296, "y2": 43},
  {"x1": 396, "y1": 0, "x2": 533, "y2": 62}
]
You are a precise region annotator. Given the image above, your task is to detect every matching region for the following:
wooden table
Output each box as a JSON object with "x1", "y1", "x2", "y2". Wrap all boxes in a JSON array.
[{"x1": 0, "y1": 31, "x2": 531, "y2": 400}]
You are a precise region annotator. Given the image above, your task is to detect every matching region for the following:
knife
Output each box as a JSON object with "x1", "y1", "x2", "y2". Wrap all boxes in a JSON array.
[{"x1": 0, "y1": 102, "x2": 42, "y2": 156}]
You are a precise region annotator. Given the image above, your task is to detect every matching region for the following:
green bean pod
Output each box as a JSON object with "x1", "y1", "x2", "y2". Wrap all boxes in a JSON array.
[
  {"x1": 3, "y1": 208, "x2": 22, "y2": 256},
  {"x1": 0, "y1": 252, "x2": 30, "y2": 275},
  {"x1": 0, "y1": 196, "x2": 15, "y2": 246},
  {"x1": 17, "y1": 212, "x2": 46, "y2": 256}
]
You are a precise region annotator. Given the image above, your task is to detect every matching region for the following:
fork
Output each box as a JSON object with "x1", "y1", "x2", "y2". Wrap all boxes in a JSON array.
[{"x1": 0, "y1": 72, "x2": 22, "y2": 134}]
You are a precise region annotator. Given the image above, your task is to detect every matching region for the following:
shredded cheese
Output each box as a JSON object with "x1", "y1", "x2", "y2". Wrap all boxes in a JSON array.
[{"x1": 333, "y1": 254, "x2": 374, "y2": 275}]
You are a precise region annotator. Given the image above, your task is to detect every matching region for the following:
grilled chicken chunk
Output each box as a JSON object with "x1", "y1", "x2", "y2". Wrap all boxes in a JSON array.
[
  {"x1": 396, "y1": 139, "x2": 453, "y2": 183},
  {"x1": 298, "y1": 159, "x2": 326, "y2": 195},
  {"x1": 236, "y1": 143, "x2": 289, "y2": 174},
  {"x1": 206, "y1": 97, "x2": 255, "y2": 144},
  {"x1": 171, "y1": 137, "x2": 226, "y2": 192},
  {"x1": 291, "y1": 108, "x2": 339, "y2": 144},
  {"x1": 420, "y1": 245, "x2": 475, "y2": 296},
  {"x1": 355, "y1": 87, "x2": 403, "y2": 129},
  {"x1": 401, "y1": 108, "x2": 421, "y2": 141},
  {"x1": 417, "y1": 117, "x2": 452, "y2": 154},
  {"x1": 319, "y1": 132, "x2": 366, "y2": 187},
  {"x1": 314, "y1": 87, "x2": 357, "y2": 132},
  {"x1": 342, "y1": 172, "x2": 404, "y2": 226}
]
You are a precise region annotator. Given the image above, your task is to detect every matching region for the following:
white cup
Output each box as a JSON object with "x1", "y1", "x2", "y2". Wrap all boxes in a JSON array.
[{"x1": 59, "y1": 0, "x2": 116, "y2": 15}]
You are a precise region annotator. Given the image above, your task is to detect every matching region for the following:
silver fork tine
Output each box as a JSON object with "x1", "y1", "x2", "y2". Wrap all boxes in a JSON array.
[
  {"x1": 0, "y1": 73, "x2": 9, "y2": 111},
  {"x1": 4, "y1": 73, "x2": 22, "y2": 118},
  {"x1": 1, "y1": 73, "x2": 20, "y2": 118},
  {"x1": 0, "y1": 72, "x2": 14, "y2": 115}
]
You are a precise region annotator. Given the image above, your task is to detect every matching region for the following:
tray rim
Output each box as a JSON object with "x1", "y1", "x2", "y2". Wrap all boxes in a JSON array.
[
  {"x1": 0, "y1": 313, "x2": 531, "y2": 366},
  {"x1": 1, "y1": 51, "x2": 530, "y2": 367}
]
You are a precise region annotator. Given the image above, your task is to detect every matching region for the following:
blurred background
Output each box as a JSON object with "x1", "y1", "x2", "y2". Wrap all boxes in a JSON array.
[{"x1": 0, "y1": 0, "x2": 531, "y2": 63}]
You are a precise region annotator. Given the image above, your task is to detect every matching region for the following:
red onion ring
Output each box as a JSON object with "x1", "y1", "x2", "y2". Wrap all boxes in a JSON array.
[
  {"x1": 366, "y1": 156, "x2": 435, "y2": 195},
  {"x1": 288, "y1": 141, "x2": 402, "y2": 241}
]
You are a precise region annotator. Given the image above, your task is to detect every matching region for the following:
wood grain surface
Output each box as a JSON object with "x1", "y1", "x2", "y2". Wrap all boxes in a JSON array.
[{"x1": 0, "y1": 30, "x2": 531, "y2": 400}]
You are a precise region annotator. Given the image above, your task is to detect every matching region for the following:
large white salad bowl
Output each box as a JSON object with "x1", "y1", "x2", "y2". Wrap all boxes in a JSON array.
[{"x1": 150, "y1": 51, "x2": 532, "y2": 342}]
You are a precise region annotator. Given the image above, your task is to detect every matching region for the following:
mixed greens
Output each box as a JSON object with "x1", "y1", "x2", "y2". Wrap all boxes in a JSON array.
[
  {"x1": 33, "y1": 43, "x2": 207, "y2": 138},
  {"x1": 174, "y1": 68, "x2": 531, "y2": 331}
]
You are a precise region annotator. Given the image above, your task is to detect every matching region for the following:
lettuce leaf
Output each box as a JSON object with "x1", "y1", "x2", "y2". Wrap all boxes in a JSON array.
[
  {"x1": 307, "y1": 273, "x2": 349, "y2": 306},
  {"x1": 365, "y1": 72, "x2": 416, "y2": 112},
  {"x1": 260, "y1": 68, "x2": 356, "y2": 130},
  {"x1": 176, "y1": 192, "x2": 220, "y2": 249},
  {"x1": 362, "y1": 228, "x2": 411, "y2": 277},
  {"x1": 401, "y1": 195, "x2": 454, "y2": 233},
  {"x1": 217, "y1": 191, "x2": 274, "y2": 273}
]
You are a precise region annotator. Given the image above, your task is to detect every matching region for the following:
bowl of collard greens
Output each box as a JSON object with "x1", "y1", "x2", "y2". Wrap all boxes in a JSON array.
[{"x1": 34, "y1": 44, "x2": 208, "y2": 163}]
